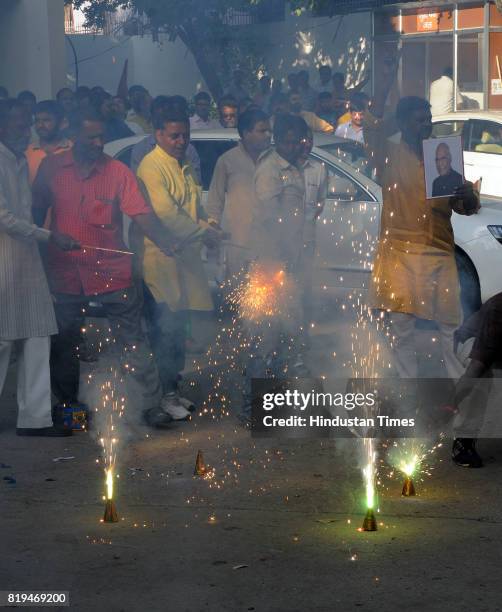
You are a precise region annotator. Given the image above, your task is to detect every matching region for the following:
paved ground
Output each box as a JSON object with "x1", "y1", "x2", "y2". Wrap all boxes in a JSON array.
[{"x1": 1, "y1": 305, "x2": 502, "y2": 612}]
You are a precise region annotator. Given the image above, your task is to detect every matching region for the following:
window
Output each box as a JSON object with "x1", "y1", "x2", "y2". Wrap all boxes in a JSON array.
[
  {"x1": 432, "y1": 120, "x2": 465, "y2": 138},
  {"x1": 191, "y1": 140, "x2": 238, "y2": 190},
  {"x1": 458, "y1": 33, "x2": 484, "y2": 110},
  {"x1": 318, "y1": 142, "x2": 372, "y2": 178},
  {"x1": 320, "y1": 161, "x2": 366, "y2": 202},
  {"x1": 467, "y1": 120, "x2": 502, "y2": 155}
]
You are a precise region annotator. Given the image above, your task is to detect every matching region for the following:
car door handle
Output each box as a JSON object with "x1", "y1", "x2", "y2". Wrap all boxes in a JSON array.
[{"x1": 464, "y1": 162, "x2": 474, "y2": 166}]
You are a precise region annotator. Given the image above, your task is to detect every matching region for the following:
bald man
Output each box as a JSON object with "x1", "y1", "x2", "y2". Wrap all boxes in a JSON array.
[{"x1": 432, "y1": 142, "x2": 463, "y2": 197}]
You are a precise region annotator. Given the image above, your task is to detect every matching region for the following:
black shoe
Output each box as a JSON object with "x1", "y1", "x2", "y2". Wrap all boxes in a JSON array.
[
  {"x1": 236, "y1": 411, "x2": 254, "y2": 429},
  {"x1": 16, "y1": 425, "x2": 73, "y2": 437},
  {"x1": 143, "y1": 407, "x2": 173, "y2": 429},
  {"x1": 452, "y1": 438, "x2": 483, "y2": 468}
]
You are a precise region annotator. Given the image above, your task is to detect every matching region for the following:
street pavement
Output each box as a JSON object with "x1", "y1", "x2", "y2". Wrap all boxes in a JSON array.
[{"x1": 1, "y1": 304, "x2": 502, "y2": 612}]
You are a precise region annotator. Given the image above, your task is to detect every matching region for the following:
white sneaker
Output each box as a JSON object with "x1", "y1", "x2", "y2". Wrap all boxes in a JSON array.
[
  {"x1": 161, "y1": 393, "x2": 191, "y2": 421},
  {"x1": 293, "y1": 353, "x2": 304, "y2": 368},
  {"x1": 177, "y1": 396, "x2": 196, "y2": 412}
]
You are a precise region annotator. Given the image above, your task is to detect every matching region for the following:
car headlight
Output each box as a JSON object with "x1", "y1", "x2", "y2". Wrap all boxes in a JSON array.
[{"x1": 488, "y1": 225, "x2": 502, "y2": 244}]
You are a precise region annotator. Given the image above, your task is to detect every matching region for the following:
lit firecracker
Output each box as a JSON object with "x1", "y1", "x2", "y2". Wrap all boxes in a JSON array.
[
  {"x1": 347, "y1": 292, "x2": 387, "y2": 533},
  {"x1": 384, "y1": 438, "x2": 444, "y2": 496},
  {"x1": 230, "y1": 263, "x2": 296, "y2": 323},
  {"x1": 402, "y1": 476, "x2": 416, "y2": 497},
  {"x1": 362, "y1": 438, "x2": 378, "y2": 532},
  {"x1": 194, "y1": 450, "x2": 207, "y2": 476},
  {"x1": 400, "y1": 455, "x2": 418, "y2": 497},
  {"x1": 103, "y1": 467, "x2": 118, "y2": 523},
  {"x1": 362, "y1": 507, "x2": 377, "y2": 532},
  {"x1": 99, "y1": 376, "x2": 123, "y2": 524}
]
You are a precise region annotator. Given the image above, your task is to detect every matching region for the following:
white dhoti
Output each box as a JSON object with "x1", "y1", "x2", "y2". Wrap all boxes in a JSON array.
[
  {"x1": 390, "y1": 312, "x2": 465, "y2": 379},
  {"x1": 0, "y1": 336, "x2": 53, "y2": 428}
]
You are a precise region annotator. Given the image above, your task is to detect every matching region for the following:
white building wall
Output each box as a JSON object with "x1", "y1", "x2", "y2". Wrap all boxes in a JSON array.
[
  {"x1": 66, "y1": 34, "x2": 133, "y2": 91},
  {"x1": 67, "y1": 33, "x2": 207, "y2": 97},
  {"x1": 129, "y1": 35, "x2": 207, "y2": 98},
  {"x1": 0, "y1": 0, "x2": 66, "y2": 99},
  {"x1": 65, "y1": 9, "x2": 372, "y2": 99}
]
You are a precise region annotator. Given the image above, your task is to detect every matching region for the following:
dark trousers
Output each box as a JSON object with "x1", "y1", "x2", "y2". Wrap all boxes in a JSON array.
[
  {"x1": 143, "y1": 286, "x2": 187, "y2": 394},
  {"x1": 51, "y1": 284, "x2": 161, "y2": 407}
]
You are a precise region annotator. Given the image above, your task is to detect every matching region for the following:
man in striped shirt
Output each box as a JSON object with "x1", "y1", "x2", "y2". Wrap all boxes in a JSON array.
[{"x1": 0, "y1": 99, "x2": 77, "y2": 436}]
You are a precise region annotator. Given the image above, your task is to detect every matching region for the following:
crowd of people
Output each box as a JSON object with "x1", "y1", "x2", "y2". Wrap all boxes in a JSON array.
[
  {"x1": 0, "y1": 62, "x2": 495, "y2": 469},
  {"x1": 0, "y1": 66, "x2": 371, "y2": 144}
]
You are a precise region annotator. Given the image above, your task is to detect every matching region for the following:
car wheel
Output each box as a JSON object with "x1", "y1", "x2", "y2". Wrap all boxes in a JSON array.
[{"x1": 455, "y1": 251, "x2": 481, "y2": 319}]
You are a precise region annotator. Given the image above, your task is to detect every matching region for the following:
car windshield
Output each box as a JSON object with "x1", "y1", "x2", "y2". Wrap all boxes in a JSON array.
[{"x1": 318, "y1": 142, "x2": 373, "y2": 178}]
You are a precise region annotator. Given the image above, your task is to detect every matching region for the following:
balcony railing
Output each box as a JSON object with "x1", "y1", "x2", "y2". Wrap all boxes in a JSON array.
[
  {"x1": 224, "y1": 1, "x2": 286, "y2": 25},
  {"x1": 65, "y1": 0, "x2": 285, "y2": 36},
  {"x1": 64, "y1": 4, "x2": 134, "y2": 35}
]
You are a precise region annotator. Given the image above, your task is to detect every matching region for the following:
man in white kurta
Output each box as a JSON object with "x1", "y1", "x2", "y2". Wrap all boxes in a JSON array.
[
  {"x1": 206, "y1": 108, "x2": 272, "y2": 279},
  {"x1": 0, "y1": 100, "x2": 76, "y2": 435}
]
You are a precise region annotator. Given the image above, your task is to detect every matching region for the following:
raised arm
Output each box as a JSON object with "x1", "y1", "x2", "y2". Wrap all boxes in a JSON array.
[
  {"x1": 371, "y1": 54, "x2": 399, "y2": 119},
  {"x1": 364, "y1": 54, "x2": 400, "y2": 178}
]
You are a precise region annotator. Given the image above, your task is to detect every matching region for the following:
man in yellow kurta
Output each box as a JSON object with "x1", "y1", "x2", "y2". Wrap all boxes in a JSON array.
[
  {"x1": 366, "y1": 62, "x2": 480, "y2": 380},
  {"x1": 137, "y1": 108, "x2": 222, "y2": 420}
]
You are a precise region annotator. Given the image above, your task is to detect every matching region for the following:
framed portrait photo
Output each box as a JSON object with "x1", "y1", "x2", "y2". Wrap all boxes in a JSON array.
[{"x1": 423, "y1": 135, "x2": 464, "y2": 199}]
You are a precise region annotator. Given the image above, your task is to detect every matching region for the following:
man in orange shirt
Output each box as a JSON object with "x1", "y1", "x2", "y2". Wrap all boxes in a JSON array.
[{"x1": 25, "y1": 100, "x2": 71, "y2": 184}]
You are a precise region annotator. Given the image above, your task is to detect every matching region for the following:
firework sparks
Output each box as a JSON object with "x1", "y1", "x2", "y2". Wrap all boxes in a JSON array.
[
  {"x1": 98, "y1": 373, "x2": 124, "y2": 524},
  {"x1": 103, "y1": 467, "x2": 118, "y2": 523},
  {"x1": 398, "y1": 452, "x2": 419, "y2": 496},
  {"x1": 399, "y1": 454, "x2": 420, "y2": 478},
  {"x1": 106, "y1": 467, "x2": 114, "y2": 500},
  {"x1": 362, "y1": 438, "x2": 378, "y2": 531},
  {"x1": 383, "y1": 438, "x2": 444, "y2": 497},
  {"x1": 348, "y1": 291, "x2": 384, "y2": 532},
  {"x1": 229, "y1": 262, "x2": 296, "y2": 323}
]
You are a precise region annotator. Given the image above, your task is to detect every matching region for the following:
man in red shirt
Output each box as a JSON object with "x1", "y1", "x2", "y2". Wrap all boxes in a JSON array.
[{"x1": 32, "y1": 109, "x2": 177, "y2": 428}]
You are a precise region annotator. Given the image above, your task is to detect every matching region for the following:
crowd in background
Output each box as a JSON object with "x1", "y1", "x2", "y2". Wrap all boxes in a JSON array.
[
  {"x1": 0, "y1": 64, "x2": 370, "y2": 144},
  {"x1": 0, "y1": 61, "x2": 493, "y2": 469},
  {"x1": 1, "y1": 64, "x2": 357, "y2": 436}
]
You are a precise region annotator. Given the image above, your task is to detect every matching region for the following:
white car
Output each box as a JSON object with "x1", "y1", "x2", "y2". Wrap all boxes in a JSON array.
[
  {"x1": 432, "y1": 111, "x2": 502, "y2": 198},
  {"x1": 105, "y1": 130, "x2": 502, "y2": 317}
]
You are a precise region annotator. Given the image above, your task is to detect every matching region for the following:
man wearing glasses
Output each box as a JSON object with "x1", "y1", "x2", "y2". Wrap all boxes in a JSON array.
[{"x1": 432, "y1": 142, "x2": 463, "y2": 197}]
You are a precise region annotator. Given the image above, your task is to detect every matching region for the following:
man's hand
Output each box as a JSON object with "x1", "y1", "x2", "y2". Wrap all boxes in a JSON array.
[
  {"x1": 50, "y1": 231, "x2": 80, "y2": 251},
  {"x1": 208, "y1": 219, "x2": 222, "y2": 230},
  {"x1": 202, "y1": 226, "x2": 224, "y2": 249},
  {"x1": 197, "y1": 220, "x2": 224, "y2": 249},
  {"x1": 450, "y1": 180, "x2": 481, "y2": 215}
]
